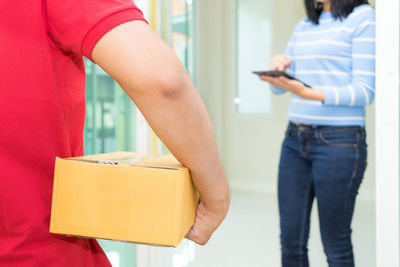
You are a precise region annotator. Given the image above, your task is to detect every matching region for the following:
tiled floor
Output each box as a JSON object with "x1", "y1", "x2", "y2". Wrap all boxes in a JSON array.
[{"x1": 147, "y1": 191, "x2": 375, "y2": 267}]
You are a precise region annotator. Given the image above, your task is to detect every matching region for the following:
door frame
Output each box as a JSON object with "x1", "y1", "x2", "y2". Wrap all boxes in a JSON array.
[{"x1": 375, "y1": 0, "x2": 400, "y2": 266}]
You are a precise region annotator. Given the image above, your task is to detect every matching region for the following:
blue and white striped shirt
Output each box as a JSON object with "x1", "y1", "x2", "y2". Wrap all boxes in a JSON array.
[{"x1": 271, "y1": 4, "x2": 375, "y2": 126}]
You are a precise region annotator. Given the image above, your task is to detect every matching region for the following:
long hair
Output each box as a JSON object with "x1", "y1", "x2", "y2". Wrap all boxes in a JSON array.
[{"x1": 304, "y1": 0, "x2": 369, "y2": 24}]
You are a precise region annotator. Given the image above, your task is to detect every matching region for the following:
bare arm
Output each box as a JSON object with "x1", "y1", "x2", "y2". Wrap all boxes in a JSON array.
[{"x1": 91, "y1": 21, "x2": 230, "y2": 245}]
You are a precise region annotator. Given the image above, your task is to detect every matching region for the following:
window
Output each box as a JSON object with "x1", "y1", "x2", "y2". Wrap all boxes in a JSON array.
[
  {"x1": 84, "y1": 60, "x2": 136, "y2": 155},
  {"x1": 172, "y1": 0, "x2": 194, "y2": 76},
  {"x1": 236, "y1": 0, "x2": 272, "y2": 114}
]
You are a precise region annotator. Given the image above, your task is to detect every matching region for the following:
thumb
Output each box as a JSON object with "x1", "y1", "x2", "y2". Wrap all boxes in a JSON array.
[{"x1": 185, "y1": 225, "x2": 208, "y2": 246}]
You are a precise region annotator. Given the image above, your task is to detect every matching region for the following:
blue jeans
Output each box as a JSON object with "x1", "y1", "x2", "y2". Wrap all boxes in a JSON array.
[{"x1": 279, "y1": 122, "x2": 367, "y2": 267}]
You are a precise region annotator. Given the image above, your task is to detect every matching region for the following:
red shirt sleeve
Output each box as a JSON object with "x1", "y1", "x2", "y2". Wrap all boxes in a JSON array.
[{"x1": 45, "y1": 0, "x2": 147, "y2": 60}]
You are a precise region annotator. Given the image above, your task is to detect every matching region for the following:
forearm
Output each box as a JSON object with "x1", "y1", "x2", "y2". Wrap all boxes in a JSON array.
[
  {"x1": 299, "y1": 87, "x2": 325, "y2": 102},
  {"x1": 126, "y1": 78, "x2": 230, "y2": 208},
  {"x1": 91, "y1": 21, "x2": 230, "y2": 210}
]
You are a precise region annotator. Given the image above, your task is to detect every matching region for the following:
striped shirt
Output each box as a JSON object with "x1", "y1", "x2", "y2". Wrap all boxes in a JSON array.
[{"x1": 271, "y1": 4, "x2": 375, "y2": 126}]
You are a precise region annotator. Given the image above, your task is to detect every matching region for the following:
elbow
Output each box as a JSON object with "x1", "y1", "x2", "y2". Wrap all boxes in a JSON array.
[
  {"x1": 355, "y1": 97, "x2": 375, "y2": 107},
  {"x1": 367, "y1": 96, "x2": 375, "y2": 106},
  {"x1": 153, "y1": 68, "x2": 188, "y2": 99},
  {"x1": 364, "y1": 91, "x2": 375, "y2": 106},
  {"x1": 270, "y1": 86, "x2": 286, "y2": 95}
]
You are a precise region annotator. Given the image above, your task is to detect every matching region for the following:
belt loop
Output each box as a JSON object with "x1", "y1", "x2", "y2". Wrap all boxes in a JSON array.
[
  {"x1": 361, "y1": 127, "x2": 366, "y2": 140},
  {"x1": 314, "y1": 127, "x2": 319, "y2": 140},
  {"x1": 286, "y1": 122, "x2": 294, "y2": 137},
  {"x1": 290, "y1": 121, "x2": 297, "y2": 132}
]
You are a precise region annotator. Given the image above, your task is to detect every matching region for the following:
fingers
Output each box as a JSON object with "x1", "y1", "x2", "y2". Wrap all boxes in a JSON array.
[
  {"x1": 185, "y1": 201, "x2": 226, "y2": 246},
  {"x1": 260, "y1": 75, "x2": 294, "y2": 91},
  {"x1": 269, "y1": 55, "x2": 292, "y2": 71},
  {"x1": 275, "y1": 76, "x2": 295, "y2": 88},
  {"x1": 185, "y1": 214, "x2": 212, "y2": 245},
  {"x1": 278, "y1": 76, "x2": 302, "y2": 88},
  {"x1": 277, "y1": 76, "x2": 290, "y2": 83},
  {"x1": 185, "y1": 226, "x2": 210, "y2": 246},
  {"x1": 270, "y1": 61, "x2": 285, "y2": 71},
  {"x1": 282, "y1": 56, "x2": 292, "y2": 68},
  {"x1": 260, "y1": 75, "x2": 282, "y2": 87}
]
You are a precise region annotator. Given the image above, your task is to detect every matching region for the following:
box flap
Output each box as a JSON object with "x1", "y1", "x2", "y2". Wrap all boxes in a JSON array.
[
  {"x1": 67, "y1": 153, "x2": 185, "y2": 170},
  {"x1": 138, "y1": 155, "x2": 185, "y2": 169},
  {"x1": 74, "y1": 151, "x2": 144, "y2": 162}
]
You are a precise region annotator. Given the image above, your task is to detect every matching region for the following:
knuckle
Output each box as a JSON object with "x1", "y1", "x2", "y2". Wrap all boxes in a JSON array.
[{"x1": 197, "y1": 237, "x2": 208, "y2": 246}]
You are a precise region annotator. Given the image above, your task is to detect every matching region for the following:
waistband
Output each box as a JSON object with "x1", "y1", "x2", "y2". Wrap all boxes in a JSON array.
[{"x1": 287, "y1": 121, "x2": 365, "y2": 134}]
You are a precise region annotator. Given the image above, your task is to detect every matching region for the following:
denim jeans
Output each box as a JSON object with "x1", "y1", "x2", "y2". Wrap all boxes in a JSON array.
[{"x1": 278, "y1": 122, "x2": 367, "y2": 267}]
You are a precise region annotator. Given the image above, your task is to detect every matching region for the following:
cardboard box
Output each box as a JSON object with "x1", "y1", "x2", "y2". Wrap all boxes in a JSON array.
[{"x1": 50, "y1": 152, "x2": 199, "y2": 247}]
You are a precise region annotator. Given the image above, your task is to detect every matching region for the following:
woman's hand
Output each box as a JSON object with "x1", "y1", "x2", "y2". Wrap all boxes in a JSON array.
[
  {"x1": 269, "y1": 54, "x2": 292, "y2": 71},
  {"x1": 260, "y1": 75, "x2": 306, "y2": 96},
  {"x1": 260, "y1": 76, "x2": 325, "y2": 102}
]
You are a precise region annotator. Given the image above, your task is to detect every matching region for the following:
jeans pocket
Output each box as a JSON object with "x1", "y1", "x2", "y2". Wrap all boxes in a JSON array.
[{"x1": 319, "y1": 128, "x2": 361, "y2": 148}]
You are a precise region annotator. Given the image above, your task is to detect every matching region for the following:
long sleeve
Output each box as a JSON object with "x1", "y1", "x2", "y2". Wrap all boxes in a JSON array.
[{"x1": 323, "y1": 10, "x2": 375, "y2": 107}]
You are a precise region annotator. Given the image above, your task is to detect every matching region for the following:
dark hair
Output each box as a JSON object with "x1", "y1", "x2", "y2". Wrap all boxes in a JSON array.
[{"x1": 305, "y1": 0, "x2": 369, "y2": 24}]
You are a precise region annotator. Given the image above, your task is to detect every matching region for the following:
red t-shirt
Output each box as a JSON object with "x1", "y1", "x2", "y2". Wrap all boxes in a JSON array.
[{"x1": 0, "y1": 1, "x2": 146, "y2": 266}]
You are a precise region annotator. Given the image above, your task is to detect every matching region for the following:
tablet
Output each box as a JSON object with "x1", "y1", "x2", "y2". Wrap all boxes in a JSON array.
[{"x1": 253, "y1": 70, "x2": 311, "y2": 88}]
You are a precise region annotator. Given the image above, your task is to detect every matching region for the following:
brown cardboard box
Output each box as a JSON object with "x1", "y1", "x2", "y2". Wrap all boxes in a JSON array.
[{"x1": 50, "y1": 152, "x2": 199, "y2": 247}]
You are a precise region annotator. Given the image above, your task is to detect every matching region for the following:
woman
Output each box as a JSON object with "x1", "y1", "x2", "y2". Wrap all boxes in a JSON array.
[{"x1": 261, "y1": 0, "x2": 375, "y2": 266}]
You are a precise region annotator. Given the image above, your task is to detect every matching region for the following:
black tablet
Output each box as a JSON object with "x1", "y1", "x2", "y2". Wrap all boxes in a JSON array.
[{"x1": 253, "y1": 70, "x2": 311, "y2": 88}]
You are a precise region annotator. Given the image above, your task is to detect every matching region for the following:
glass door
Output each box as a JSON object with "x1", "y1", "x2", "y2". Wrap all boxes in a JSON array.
[{"x1": 84, "y1": 60, "x2": 136, "y2": 155}]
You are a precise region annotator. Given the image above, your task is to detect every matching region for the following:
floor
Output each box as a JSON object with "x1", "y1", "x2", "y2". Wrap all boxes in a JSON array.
[{"x1": 145, "y1": 191, "x2": 376, "y2": 267}]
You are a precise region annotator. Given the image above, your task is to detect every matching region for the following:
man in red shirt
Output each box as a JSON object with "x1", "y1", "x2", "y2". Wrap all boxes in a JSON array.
[{"x1": 0, "y1": 1, "x2": 230, "y2": 266}]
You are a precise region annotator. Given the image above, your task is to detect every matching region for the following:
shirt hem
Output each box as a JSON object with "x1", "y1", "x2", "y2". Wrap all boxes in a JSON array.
[{"x1": 288, "y1": 116, "x2": 365, "y2": 127}]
